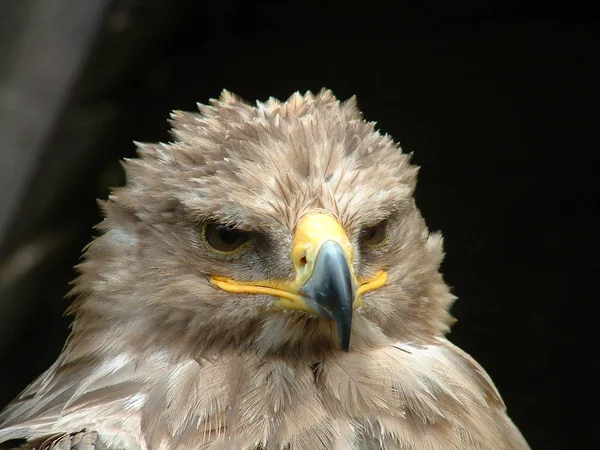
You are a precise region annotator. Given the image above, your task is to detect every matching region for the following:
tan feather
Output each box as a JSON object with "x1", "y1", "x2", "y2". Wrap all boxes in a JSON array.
[{"x1": 0, "y1": 90, "x2": 528, "y2": 449}]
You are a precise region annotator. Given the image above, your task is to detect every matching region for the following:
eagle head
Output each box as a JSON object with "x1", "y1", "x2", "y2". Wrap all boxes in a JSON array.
[{"x1": 69, "y1": 89, "x2": 455, "y2": 360}]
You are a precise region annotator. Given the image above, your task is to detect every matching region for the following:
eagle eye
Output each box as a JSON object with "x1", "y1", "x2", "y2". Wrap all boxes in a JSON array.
[
  {"x1": 361, "y1": 220, "x2": 389, "y2": 248},
  {"x1": 202, "y1": 222, "x2": 251, "y2": 254}
]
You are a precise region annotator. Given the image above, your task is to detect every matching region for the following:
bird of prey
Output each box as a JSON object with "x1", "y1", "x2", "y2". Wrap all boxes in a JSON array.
[{"x1": 0, "y1": 90, "x2": 529, "y2": 449}]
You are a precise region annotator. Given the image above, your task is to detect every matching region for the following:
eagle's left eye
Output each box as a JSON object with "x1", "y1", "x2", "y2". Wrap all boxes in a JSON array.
[
  {"x1": 361, "y1": 220, "x2": 389, "y2": 248},
  {"x1": 202, "y1": 222, "x2": 251, "y2": 254}
]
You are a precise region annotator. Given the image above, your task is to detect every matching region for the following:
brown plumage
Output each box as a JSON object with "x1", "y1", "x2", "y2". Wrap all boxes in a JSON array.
[{"x1": 0, "y1": 90, "x2": 529, "y2": 449}]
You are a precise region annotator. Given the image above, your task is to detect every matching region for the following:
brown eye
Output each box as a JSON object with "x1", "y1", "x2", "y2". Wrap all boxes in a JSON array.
[
  {"x1": 361, "y1": 220, "x2": 388, "y2": 247},
  {"x1": 203, "y1": 222, "x2": 250, "y2": 253}
]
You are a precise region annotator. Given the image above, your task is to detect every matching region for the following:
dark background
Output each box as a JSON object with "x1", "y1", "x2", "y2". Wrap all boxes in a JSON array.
[{"x1": 0, "y1": 1, "x2": 597, "y2": 448}]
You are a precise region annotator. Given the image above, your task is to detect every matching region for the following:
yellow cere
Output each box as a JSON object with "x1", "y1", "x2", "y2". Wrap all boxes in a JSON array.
[
  {"x1": 210, "y1": 213, "x2": 387, "y2": 312},
  {"x1": 291, "y1": 213, "x2": 355, "y2": 282}
]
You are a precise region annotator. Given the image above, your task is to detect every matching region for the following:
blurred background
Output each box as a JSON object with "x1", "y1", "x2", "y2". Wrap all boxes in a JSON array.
[{"x1": 0, "y1": 1, "x2": 597, "y2": 448}]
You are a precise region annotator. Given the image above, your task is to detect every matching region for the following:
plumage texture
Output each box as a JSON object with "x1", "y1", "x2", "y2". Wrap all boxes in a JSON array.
[{"x1": 0, "y1": 90, "x2": 529, "y2": 449}]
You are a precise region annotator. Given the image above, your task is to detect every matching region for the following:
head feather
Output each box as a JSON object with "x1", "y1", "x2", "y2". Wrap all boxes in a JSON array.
[{"x1": 70, "y1": 89, "x2": 454, "y2": 359}]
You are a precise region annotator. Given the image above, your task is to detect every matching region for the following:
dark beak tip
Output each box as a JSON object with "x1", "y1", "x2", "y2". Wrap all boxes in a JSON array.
[
  {"x1": 336, "y1": 319, "x2": 352, "y2": 352},
  {"x1": 341, "y1": 339, "x2": 350, "y2": 352}
]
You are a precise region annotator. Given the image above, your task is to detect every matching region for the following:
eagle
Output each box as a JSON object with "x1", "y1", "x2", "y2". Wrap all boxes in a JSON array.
[{"x1": 0, "y1": 90, "x2": 529, "y2": 449}]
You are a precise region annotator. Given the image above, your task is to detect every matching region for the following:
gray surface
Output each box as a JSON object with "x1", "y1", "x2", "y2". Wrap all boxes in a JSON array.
[
  {"x1": 0, "y1": 0, "x2": 110, "y2": 252},
  {"x1": 0, "y1": 0, "x2": 111, "y2": 347},
  {"x1": 0, "y1": 0, "x2": 192, "y2": 353}
]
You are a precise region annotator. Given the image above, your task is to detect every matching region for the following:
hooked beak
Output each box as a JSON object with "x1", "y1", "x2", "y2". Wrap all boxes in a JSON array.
[
  {"x1": 210, "y1": 213, "x2": 387, "y2": 351},
  {"x1": 299, "y1": 239, "x2": 355, "y2": 351}
]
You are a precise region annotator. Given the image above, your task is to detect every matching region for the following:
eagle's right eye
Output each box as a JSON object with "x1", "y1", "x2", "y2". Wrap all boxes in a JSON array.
[{"x1": 202, "y1": 222, "x2": 251, "y2": 254}]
